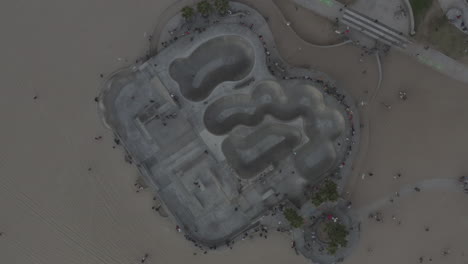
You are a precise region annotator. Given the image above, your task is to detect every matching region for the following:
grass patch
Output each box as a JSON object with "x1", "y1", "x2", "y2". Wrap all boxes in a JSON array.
[
  {"x1": 424, "y1": 16, "x2": 468, "y2": 59},
  {"x1": 414, "y1": 0, "x2": 468, "y2": 61},
  {"x1": 410, "y1": 0, "x2": 433, "y2": 28}
]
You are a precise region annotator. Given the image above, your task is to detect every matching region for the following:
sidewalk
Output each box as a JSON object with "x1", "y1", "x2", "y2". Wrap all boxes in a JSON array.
[
  {"x1": 294, "y1": 0, "x2": 468, "y2": 84},
  {"x1": 293, "y1": 0, "x2": 343, "y2": 20},
  {"x1": 406, "y1": 43, "x2": 468, "y2": 83}
]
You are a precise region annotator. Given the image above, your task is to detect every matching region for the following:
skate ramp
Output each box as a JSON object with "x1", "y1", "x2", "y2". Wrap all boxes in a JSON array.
[
  {"x1": 203, "y1": 80, "x2": 345, "y2": 181},
  {"x1": 170, "y1": 35, "x2": 255, "y2": 102}
]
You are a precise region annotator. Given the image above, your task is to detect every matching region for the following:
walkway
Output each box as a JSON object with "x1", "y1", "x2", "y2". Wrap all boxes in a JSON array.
[{"x1": 294, "y1": 0, "x2": 468, "y2": 84}]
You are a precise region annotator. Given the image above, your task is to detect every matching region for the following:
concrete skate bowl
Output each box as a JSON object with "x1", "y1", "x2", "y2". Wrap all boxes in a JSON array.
[
  {"x1": 203, "y1": 80, "x2": 345, "y2": 181},
  {"x1": 99, "y1": 68, "x2": 140, "y2": 130},
  {"x1": 169, "y1": 35, "x2": 255, "y2": 102},
  {"x1": 222, "y1": 124, "x2": 302, "y2": 179}
]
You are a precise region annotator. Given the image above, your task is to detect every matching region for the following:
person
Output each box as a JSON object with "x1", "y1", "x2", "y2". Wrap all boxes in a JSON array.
[
  {"x1": 141, "y1": 253, "x2": 148, "y2": 263},
  {"x1": 459, "y1": 176, "x2": 467, "y2": 184},
  {"x1": 399, "y1": 91, "x2": 407, "y2": 100},
  {"x1": 382, "y1": 103, "x2": 391, "y2": 109}
]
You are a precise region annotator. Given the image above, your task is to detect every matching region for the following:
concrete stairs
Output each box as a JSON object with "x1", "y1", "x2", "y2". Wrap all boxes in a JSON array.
[{"x1": 342, "y1": 8, "x2": 410, "y2": 48}]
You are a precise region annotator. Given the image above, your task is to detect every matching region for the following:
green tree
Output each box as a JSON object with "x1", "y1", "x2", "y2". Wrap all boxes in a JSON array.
[
  {"x1": 181, "y1": 6, "x2": 195, "y2": 20},
  {"x1": 197, "y1": 0, "x2": 213, "y2": 17},
  {"x1": 214, "y1": 0, "x2": 230, "y2": 15},
  {"x1": 311, "y1": 180, "x2": 339, "y2": 206},
  {"x1": 324, "y1": 222, "x2": 349, "y2": 254},
  {"x1": 284, "y1": 208, "x2": 304, "y2": 228}
]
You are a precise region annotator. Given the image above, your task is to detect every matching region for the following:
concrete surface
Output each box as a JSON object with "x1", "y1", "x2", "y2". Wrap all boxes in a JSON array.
[{"x1": 170, "y1": 35, "x2": 255, "y2": 101}]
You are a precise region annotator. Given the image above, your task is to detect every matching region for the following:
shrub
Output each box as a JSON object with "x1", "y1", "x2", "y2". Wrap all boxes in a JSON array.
[
  {"x1": 197, "y1": 0, "x2": 213, "y2": 17},
  {"x1": 284, "y1": 208, "x2": 304, "y2": 228},
  {"x1": 181, "y1": 6, "x2": 195, "y2": 20},
  {"x1": 214, "y1": 0, "x2": 230, "y2": 15},
  {"x1": 324, "y1": 221, "x2": 349, "y2": 254},
  {"x1": 311, "y1": 180, "x2": 339, "y2": 206}
]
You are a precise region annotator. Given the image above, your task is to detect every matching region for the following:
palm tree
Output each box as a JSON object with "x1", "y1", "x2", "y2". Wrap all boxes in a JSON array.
[
  {"x1": 284, "y1": 208, "x2": 304, "y2": 228},
  {"x1": 197, "y1": 0, "x2": 213, "y2": 17},
  {"x1": 324, "y1": 221, "x2": 349, "y2": 254},
  {"x1": 181, "y1": 6, "x2": 195, "y2": 20},
  {"x1": 214, "y1": 0, "x2": 229, "y2": 15}
]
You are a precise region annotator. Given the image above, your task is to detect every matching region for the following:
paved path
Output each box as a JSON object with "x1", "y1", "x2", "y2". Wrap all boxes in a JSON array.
[{"x1": 294, "y1": 0, "x2": 468, "y2": 84}]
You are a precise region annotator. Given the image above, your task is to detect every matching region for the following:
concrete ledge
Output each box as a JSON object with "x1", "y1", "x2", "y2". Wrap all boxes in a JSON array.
[{"x1": 403, "y1": 0, "x2": 416, "y2": 35}]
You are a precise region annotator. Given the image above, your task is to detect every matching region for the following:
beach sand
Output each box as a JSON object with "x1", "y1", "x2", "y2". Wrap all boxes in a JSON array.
[{"x1": 0, "y1": 0, "x2": 467, "y2": 263}]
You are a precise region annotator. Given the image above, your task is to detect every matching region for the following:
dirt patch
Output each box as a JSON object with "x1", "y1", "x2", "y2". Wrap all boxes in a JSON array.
[
  {"x1": 317, "y1": 222, "x2": 331, "y2": 243},
  {"x1": 410, "y1": 0, "x2": 434, "y2": 29},
  {"x1": 414, "y1": 0, "x2": 468, "y2": 63}
]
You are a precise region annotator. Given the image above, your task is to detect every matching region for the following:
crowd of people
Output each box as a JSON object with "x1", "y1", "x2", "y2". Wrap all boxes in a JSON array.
[{"x1": 459, "y1": 176, "x2": 468, "y2": 193}]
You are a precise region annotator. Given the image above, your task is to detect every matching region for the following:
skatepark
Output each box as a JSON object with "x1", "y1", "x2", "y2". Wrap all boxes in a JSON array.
[
  {"x1": 99, "y1": 7, "x2": 356, "y2": 250},
  {"x1": 4, "y1": 0, "x2": 468, "y2": 263}
]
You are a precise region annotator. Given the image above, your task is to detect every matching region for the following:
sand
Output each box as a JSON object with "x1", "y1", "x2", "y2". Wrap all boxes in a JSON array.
[
  {"x1": 272, "y1": 0, "x2": 343, "y2": 45},
  {"x1": 0, "y1": 0, "x2": 467, "y2": 263}
]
